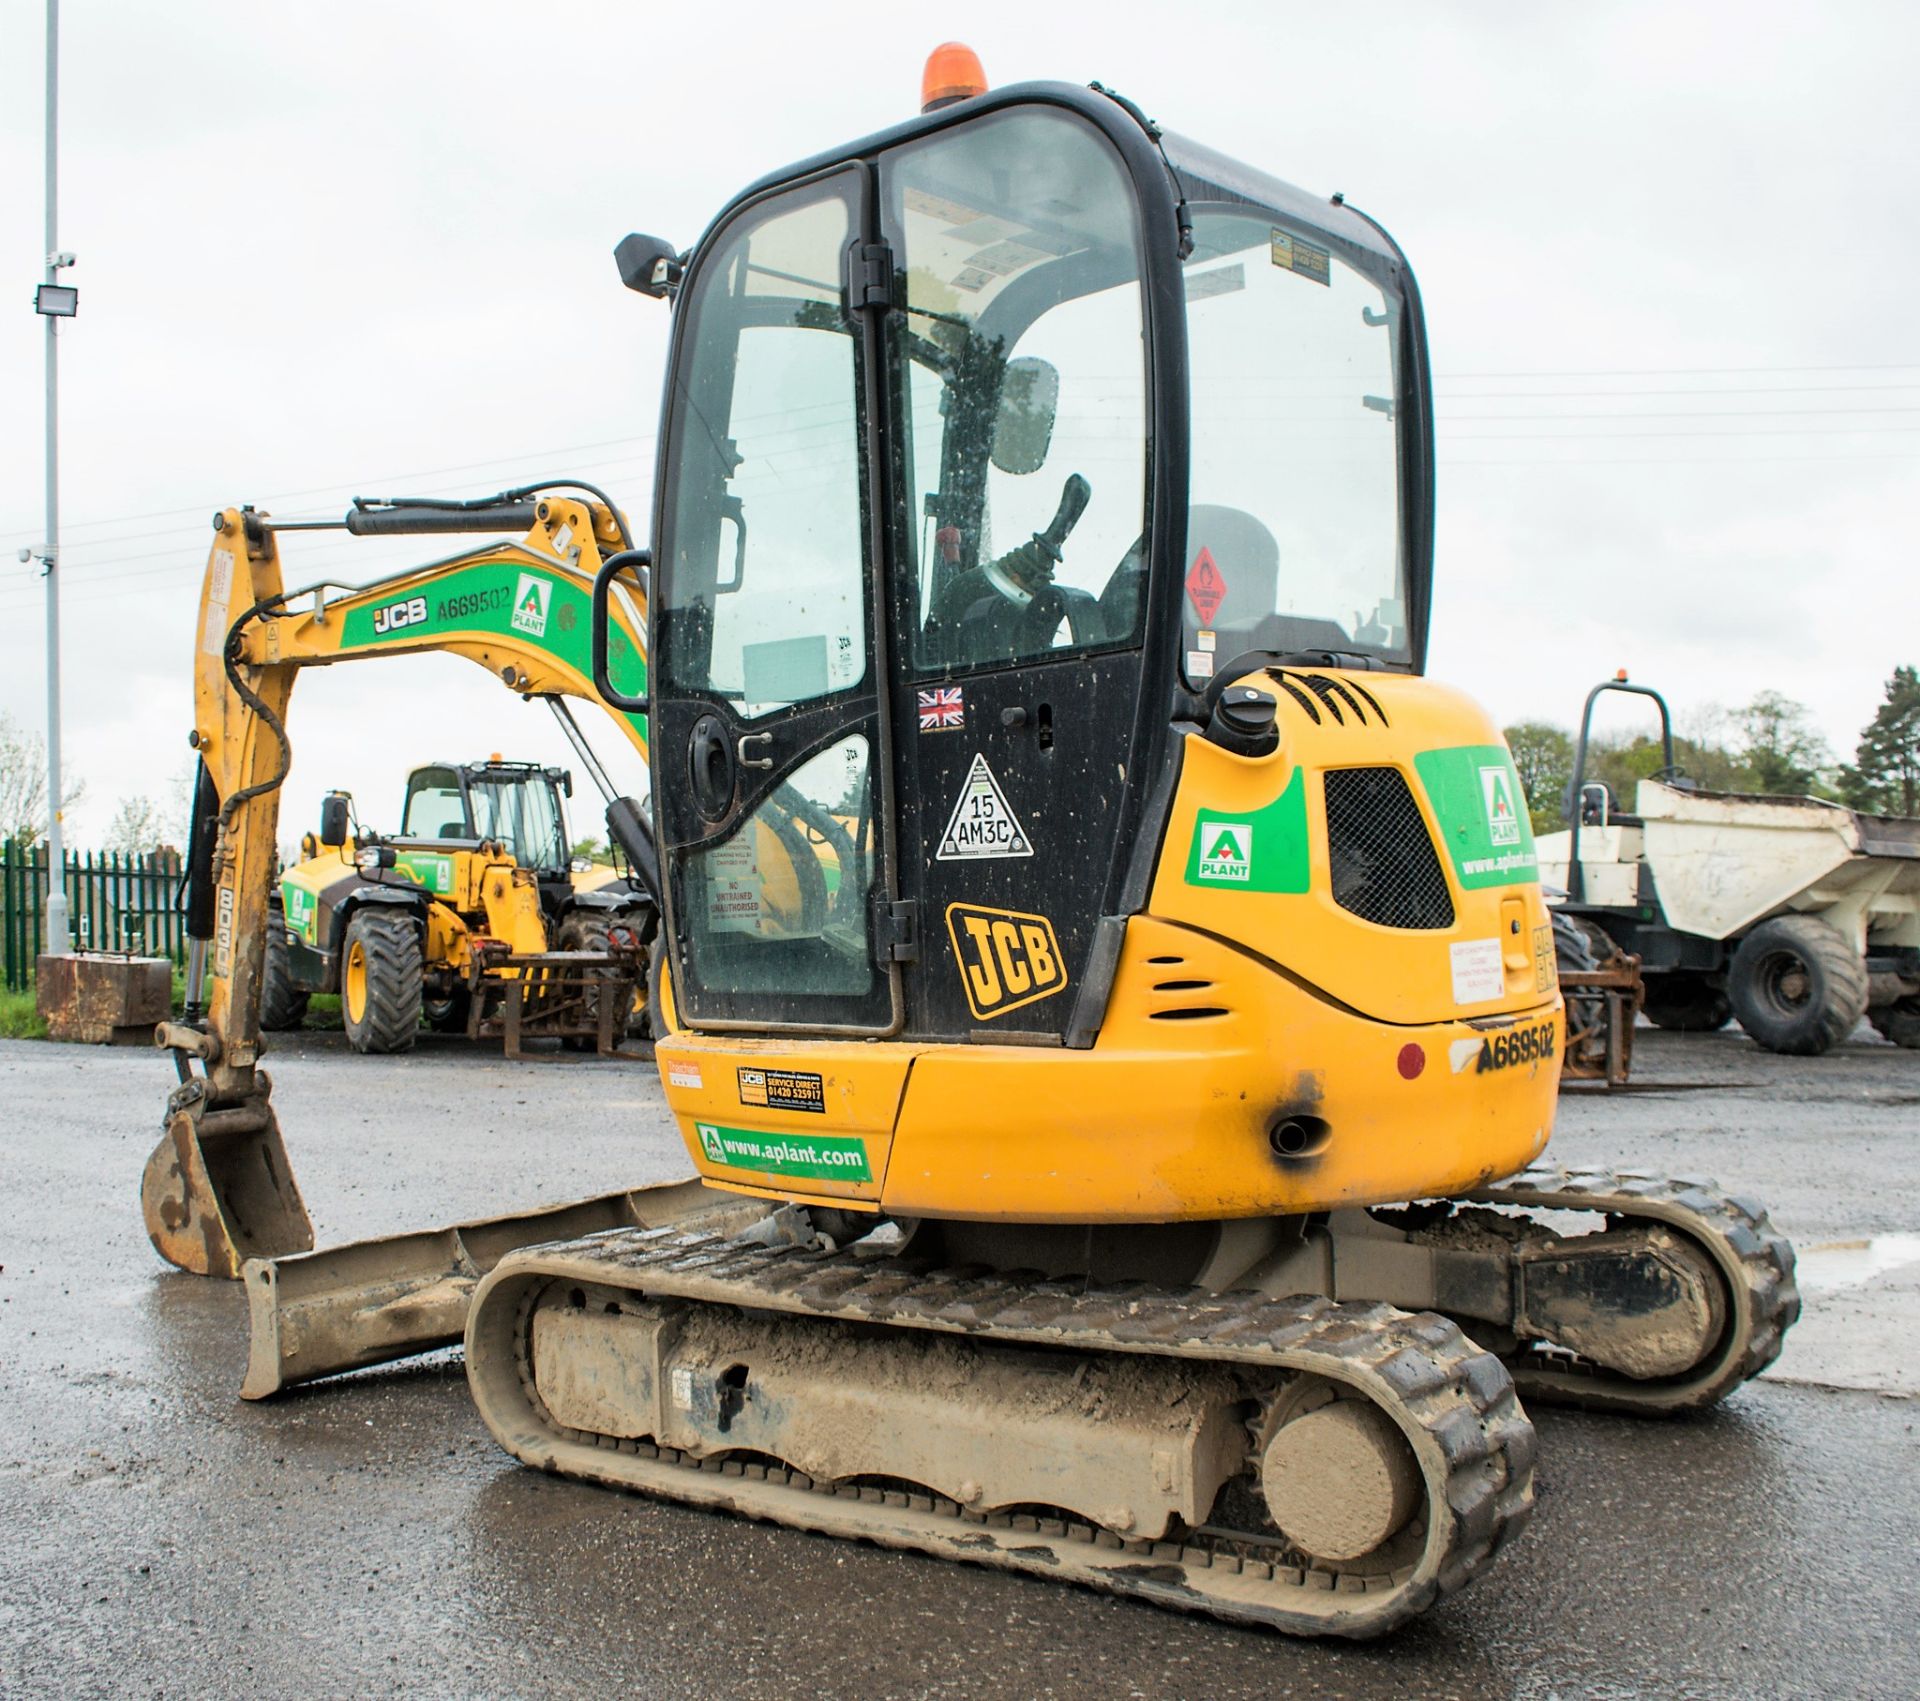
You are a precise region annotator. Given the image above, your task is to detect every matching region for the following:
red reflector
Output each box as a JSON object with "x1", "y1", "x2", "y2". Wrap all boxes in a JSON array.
[{"x1": 1396, "y1": 1043, "x2": 1425, "y2": 1080}]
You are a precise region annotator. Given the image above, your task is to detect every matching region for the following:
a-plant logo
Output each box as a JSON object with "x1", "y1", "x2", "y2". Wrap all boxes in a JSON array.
[
  {"x1": 511, "y1": 572, "x2": 551, "y2": 638},
  {"x1": 1480, "y1": 765, "x2": 1521, "y2": 846},
  {"x1": 697, "y1": 1122, "x2": 726, "y2": 1163},
  {"x1": 1196, "y1": 821, "x2": 1253, "y2": 883},
  {"x1": 945, "y1": 902, "x2": 1067, "y2": 1020}
]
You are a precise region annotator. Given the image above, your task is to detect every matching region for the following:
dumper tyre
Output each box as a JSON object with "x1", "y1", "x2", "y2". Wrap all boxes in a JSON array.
[
  {"x1": 1640, "y1": 972, "x2": 1732, "y2": 1032},
  {"x1": 259, "y1": 907, "x2": 310, "y2": 1031},
  {"x1": 1869, "y1": 998, "x2": 1920, "y2": 1050},
  {"x1": 1728, "y1": 915, "x2": 1868, "y2": 1055},
  {"x1": 557, "y1": 907, "x2": 652, "y2": 1050},
  {"x1": 340, "y1": 908, "x2": 423, "y2": 1055}
]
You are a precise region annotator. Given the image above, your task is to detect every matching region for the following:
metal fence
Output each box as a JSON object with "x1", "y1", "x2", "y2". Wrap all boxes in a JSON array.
[{"x1": 1, "y1": 842, "x2": 188, "y2": 991}]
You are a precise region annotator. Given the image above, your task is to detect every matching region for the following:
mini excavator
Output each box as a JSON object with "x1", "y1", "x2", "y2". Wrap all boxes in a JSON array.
[{"x1": 146, "y1": 48, "x2": 1798, "y2": 1638}]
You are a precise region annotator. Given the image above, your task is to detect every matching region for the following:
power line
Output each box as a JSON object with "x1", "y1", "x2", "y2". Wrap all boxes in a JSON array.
[
  {"x1": 1443, "y1": 381, "x2": 1920, "y2": 399},
  {"x1": 0, "y1": 429, "x2": 661, "y2": 542},
  {"x1": 1438, "y1": 406, "x2": 1920, "y2": 422},
  {"x1": 1436, "y1": 361, "x2": 1920, "y2": 379},
  {"x1": 1446, "y1": 425, "x2": 1920, "y2": 441}
]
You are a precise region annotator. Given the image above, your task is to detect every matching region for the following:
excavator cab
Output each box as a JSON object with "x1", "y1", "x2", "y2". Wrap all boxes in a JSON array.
[{"x1": 623, "y1": 83, "x2": 1432, "y2": 1044}]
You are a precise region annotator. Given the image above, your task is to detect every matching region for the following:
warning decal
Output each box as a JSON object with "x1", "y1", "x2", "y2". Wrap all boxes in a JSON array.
[
  {"x1": 936, "y1": 753, "x2": 1033, "y2": 861},
  {"x1": 1185, "y1": 547, "x2": 1227, "y2": 626}
]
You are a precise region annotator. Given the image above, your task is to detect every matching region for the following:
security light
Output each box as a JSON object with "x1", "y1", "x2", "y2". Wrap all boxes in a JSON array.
[{"x1": 34, "y1": 283, "x2": 77, "y2": 317}]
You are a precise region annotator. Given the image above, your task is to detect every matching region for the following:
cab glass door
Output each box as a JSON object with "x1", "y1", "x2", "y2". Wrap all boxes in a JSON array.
[
  {"x1": 651, "y1": 170, "x2": 896, "y2": 1032},
  {"x1": 879, "y1": 109, "x2": 1151, "y2": 1040}
]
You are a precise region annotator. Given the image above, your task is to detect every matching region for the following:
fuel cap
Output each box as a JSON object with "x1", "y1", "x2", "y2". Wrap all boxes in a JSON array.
[{"x1": 1207, "y1": 685, "x2": 1281, "y2": 757}]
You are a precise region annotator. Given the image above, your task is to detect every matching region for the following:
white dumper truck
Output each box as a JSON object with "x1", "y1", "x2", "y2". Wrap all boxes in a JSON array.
[{"x1": 1540, "y1": 679, "x2": 1920, "y2": 1056}]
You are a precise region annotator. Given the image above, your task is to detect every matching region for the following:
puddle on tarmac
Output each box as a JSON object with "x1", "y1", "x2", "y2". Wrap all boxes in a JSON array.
[{"x1": 1794, "y1": 1233, "x2": 1920, "y2": 1293}]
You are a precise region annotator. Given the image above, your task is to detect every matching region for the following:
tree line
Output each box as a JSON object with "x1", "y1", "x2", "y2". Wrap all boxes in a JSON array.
[
  {"x1": 1506, "y1": 667, "x2": 1920, "y2": 833},
  {"x1": 8, "y1": 667, "x2": 1920, "y2": 856}
]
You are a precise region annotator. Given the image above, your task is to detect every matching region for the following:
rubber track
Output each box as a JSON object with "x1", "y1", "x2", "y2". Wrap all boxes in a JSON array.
[
  {"x1": 1469, "y1": 1165, "x2": 1800, "y2": 1414},
  {"x1": 468, "y1": 1229, "x2": 1536, "y2": 1638}
]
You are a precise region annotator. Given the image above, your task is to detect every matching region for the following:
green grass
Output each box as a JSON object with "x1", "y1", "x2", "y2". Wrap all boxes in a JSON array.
[
  {"x1": 0, "y1": 968, "x2": 339, "y2": 1041},
  {"x1": 0, "y1": 987, "x2": 49, "y2": 1040}
]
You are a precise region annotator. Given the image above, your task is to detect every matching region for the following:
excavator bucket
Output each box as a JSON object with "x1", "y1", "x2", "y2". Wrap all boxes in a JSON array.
[
  {"x1": 140, "y1": 1087, "x2": 314, "y2": 1279},
  {"x1": 239, "y1": 1178, "x2": 764, "y2": 1398}
]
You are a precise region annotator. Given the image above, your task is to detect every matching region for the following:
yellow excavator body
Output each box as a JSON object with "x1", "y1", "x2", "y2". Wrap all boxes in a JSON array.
[
  {"x1": 146, "y1": 53, "x2": 1800, "y2": 1642},
  {"x1": 658, "y1": 673, "x2": 1559, "y2": 1222}
]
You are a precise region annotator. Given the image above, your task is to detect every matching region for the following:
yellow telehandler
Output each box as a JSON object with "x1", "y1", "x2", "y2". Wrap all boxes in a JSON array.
[
  {"x1": 267, "y1": 755, "x2": 652, "y2": 1053},
  {"x1": 144, "y1": 47, "x2": 1798, "y2": 1639}
]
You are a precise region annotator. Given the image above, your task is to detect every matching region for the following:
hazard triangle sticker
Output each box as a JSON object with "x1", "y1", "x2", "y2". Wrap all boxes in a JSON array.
[{"x1": 936, "y1": 753, "x2": 1034, "y2": 861}]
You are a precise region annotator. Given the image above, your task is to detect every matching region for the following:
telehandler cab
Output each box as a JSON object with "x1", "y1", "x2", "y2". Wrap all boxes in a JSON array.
[{"x1": 147, "y1": 48, "x2": 1798, "y2": 1638}]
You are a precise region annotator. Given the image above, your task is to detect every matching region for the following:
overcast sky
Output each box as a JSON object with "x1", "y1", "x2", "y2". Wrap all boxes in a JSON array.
[{"x1": 2, "y1": 0, "x2": 1916, "y2": 850}]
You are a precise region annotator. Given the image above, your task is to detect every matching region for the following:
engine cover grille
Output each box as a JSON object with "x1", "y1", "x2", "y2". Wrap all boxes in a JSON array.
[{"x1": 1324, "y1": 767, "x2": 1455, "y2": 930}]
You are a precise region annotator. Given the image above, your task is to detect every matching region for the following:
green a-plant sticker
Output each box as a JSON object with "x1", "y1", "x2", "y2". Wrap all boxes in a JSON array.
[
  {"x1": 694, "y1": 1122, "x2": 873, "y2": 1182},
  {"x1": 1185, "y1": 769, "x2": 1311, "y2": 892},
  {"x1": 281, "y1": 880, "x2": 318, "y2": 944},
  {"x1": 1481, "y1": 765, "x2": 1522, "y2": 846},
  {"x1": 511, "y1": 571, "x2": 551, "y2": 638},
  {"x1": 1198, "y1": 823, "x2": 1253, "y2": 882},
  {"x1": 1414, "y1": 745, "x2": 1539, "y2": 889}
]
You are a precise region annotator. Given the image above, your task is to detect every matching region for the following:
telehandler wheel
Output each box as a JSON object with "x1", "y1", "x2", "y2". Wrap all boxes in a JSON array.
[
  {"x1": 1640, "y1": 972, "x2": 1732, "y2": 1033},
  {"x1": 557, "y1": 908, "x2": 652, "y2": 1049},
  {"x1": 1870, "y1": 997, "x2": 1920, "y2": 1049},
  {"x1": 259, "y1": 908, "x2": 310, "y2": 1031},
  {"x1": 1728, "y1": 914, "x2": 1869, "y2": 1055},
  {"x1": 340, "y1": 908, "x2": 424, "y2": 1055}
]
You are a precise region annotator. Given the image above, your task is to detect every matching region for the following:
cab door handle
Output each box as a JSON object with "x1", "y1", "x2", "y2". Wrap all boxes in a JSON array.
[{"x1": 738, "y1": 733, "x2": 774, "y2": 771}]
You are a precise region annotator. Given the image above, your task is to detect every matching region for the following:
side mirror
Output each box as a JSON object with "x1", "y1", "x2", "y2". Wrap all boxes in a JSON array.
[
  {"x1": 319, "y1": 793, "x2": 350, "y2": 848},
  {"x1": 615, "y1": 232, "x2": 683, "y2": 299},
  {"x1": 991, "y1": 356, "x2": 1059, "y2": 476},
  {"x1": 560, "y1": 769, "x2": 574, "y2": 799}
]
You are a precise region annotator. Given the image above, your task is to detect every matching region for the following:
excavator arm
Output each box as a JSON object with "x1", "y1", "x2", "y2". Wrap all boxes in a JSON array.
[{"x1": 144, "y1": 491, "x2": 651, "y2": 1275}]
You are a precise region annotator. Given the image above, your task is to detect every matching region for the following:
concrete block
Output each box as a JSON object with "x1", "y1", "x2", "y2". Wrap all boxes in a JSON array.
[{"x1": 35, "y1": 952, "x2": 173, "y2": 1044}]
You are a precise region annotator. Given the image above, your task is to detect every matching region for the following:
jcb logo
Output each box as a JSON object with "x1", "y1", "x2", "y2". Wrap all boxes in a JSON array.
[
  {"x1": 372, "y1": 595, "x2": 429, "y2": 636},
  {"x1": 946, "y1": 902, "x2": 1067, "y2": 1021}
]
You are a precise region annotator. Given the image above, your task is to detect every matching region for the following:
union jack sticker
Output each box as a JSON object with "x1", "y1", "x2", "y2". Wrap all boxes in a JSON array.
[{"x1": 917, "y1": 686, "x2": 965, "y2": 733}]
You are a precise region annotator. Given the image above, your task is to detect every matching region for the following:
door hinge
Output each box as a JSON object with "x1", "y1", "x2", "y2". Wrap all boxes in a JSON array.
[
  {"x1": 874, "y1": 897, "x2": 918, "y2": 964},
  {"x1": 848, "y1": 242, "x2": 895, "y2": 313}
]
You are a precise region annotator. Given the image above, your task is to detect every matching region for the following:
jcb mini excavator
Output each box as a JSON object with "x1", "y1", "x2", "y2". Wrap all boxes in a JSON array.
[{"x1": 146, "y1": 49, "x2": 1798, "y2": 1638}]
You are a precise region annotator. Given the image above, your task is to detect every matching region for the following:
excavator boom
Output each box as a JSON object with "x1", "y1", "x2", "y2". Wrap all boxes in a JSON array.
[{"x1": 146, "y1": 491, "x2": 650, "y2": 1275}]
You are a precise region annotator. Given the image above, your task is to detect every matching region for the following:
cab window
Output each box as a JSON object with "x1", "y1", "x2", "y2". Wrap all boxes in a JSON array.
[
  {"x1": 401, "y1": 770, "x2": 467, "y2": 838},
  {"x1": 883, "y1": 108, "x2": 1149, "y2": 674}
]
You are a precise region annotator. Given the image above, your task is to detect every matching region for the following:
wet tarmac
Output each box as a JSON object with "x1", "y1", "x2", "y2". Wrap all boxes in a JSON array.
[{"x1": 2, "y1": 1027, "x2": 1916, "y2": 1699}]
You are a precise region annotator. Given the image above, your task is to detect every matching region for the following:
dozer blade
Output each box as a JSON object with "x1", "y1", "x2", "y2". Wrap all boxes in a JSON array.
[
  {"x1": 240, "y1": 1179, "x2": 767, "y2": 1399},
  {"x1": 141, "y1": 1087, "x2": 315, "y2": 1279}
]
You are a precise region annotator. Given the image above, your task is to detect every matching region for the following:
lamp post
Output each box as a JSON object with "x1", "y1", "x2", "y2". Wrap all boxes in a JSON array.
[{"x1": 30, "y1": 0, "x2": 74, "y2": 955}]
